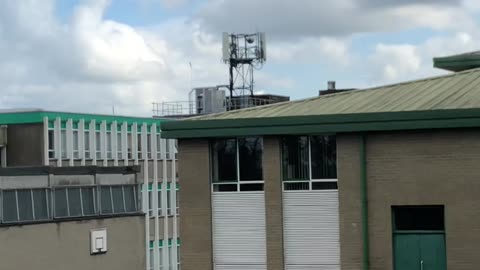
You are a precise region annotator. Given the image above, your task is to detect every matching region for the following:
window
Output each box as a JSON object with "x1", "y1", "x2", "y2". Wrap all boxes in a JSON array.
[
  {"x1": 61, "y1": 130, "x2": 67, "y2": 159},
  {"x1": 54, "y1": 186, "x2": 96, "y2": 218},
  {"x1": 142, "y1": 183, "x2": 164, "y2": 217},
  {"x1": 147, "y1": 134, "x2": 152, "y2": 159},
  {"x1": 48, "y1": 130, "x2": 55, "y2": 159},
  {"x1": 117, "y1": 133, "x2": 122, "y2": 159},
  {"x1": 138, "y1": 134, "x2": 142, "y2": 159},
  {"x1": 106, "y1": 131, "x2": 112, "y2": 159},
  {"x1": 73, "y1": 130, "x2": 79, "y2": 159},
  {"x1": 282, "y1": 135, "x2": 337, "y2": 190},
  {"x1": 156, "y1": 135, "x2": 162, "y2": 159},
  {"x1": 393, "y1": 206, "x2": 444, "y2": 231},
  {"x1": 85, "y1": 130, "x2": 91, "y2": 159},
  {"x1": 166, "y1": 139, "x2": 171, "y2": 160},
  {"x1": 128, "y1": 133, "x2": 133, "y2": 159},
  {"x1": 2, "y1": 189, "x2": 50, "y2": 223},
  {"x1": 100, "y1": 185, "x2": 138, "y2": 214},
  {"x1": 211, "y1": 137, "x2": 263, "y2": 192},
  {"x1": 95, "y1": 132, "x2": 101, "y2": 160},
  {"x1": 149, "y1": 240, "x2": 164, "y2": 270}
]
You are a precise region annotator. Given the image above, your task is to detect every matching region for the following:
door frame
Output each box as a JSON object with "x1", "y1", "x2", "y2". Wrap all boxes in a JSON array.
[{"x1": 391, "y1": 206, "x2": 447, "y2": 270}]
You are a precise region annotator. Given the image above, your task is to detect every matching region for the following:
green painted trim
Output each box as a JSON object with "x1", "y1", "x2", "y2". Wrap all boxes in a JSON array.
[
  {"x1": 161, "y1": 108, "x2": 480, "y2": 138},
  {"x1": 0, "y1": 111, "x2": 165, "y2": 126},
  {"x1": 434, "y1": 54, "x2": 480, "y2": 71},
  {"x1": 361, "y1": 134, "x2": 370, "y2": 270}
]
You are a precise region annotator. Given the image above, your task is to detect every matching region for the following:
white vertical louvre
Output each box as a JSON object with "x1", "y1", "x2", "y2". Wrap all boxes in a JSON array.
[
  {"x1": 79, "y1": 119, "x2": 85, "y2": 166},
  {"x1": 112, "y1": 121, "x2": 118, "y2": 166},
  {"x1": 212, "y1": 192, "x2": 266, "y2": 270},
  {"x1": 283, "y1": 191, "x2": 340, "y2": 270},
  {"x1": 43, "y1": 117, "x2": 49, "y2": 165},
  {"x1": 90, "y1": 120, "x2": 96, "y2": 166},
  {"x1": 66, "y1": 119, "x2": 74, "y2": 166}
]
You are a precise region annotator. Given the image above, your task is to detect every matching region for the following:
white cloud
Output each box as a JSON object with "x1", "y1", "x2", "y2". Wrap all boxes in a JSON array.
[{"x1": 199, "y1": 0, "x2": 473, "y2": 38}]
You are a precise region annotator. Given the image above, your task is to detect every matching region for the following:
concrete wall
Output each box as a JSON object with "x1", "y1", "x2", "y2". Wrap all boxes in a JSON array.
[
  {"x1": 178, "y1": 139, "x2": 212, "y2": 270},
  {"x1": 7, "y1": 124, "x2": 44, "y2": 166},
  {"x1": 0, "y1": 216, "x2": 145, "y2": 270},
  {"x1": 338, "y1": 129, "x2": 480, "y2": 270}
]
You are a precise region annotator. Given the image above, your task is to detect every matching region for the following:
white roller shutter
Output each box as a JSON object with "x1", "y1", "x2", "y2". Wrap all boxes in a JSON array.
[
  {"x1": 212, "y1": 192, "x2": 267, "y2": 270},
  {"x1": 283, "y1": 190, "x2": 340, "y2": 270}
]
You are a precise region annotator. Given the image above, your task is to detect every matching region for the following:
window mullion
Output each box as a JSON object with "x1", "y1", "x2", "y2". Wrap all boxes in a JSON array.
[
  {"x1": 308, "y1": 136, "x2": 313, "y2": 191},
  {"x1": 66, "y1": 188, "x2": 70, "y2": 217},
  {"x1": 80, "y1": 187, "x2": 84, "y2": 216},
  {"x1": 110, "y1": 186, "x2": 114, "y2": 214},
  {"x1": 31, "y1": 190, "x2": 35, "y2": 220},
  {"x1": 236, "y1": 138, "x2": 240, "y2": 192},
  {"x1": 15, "y1": 190, "x2": 19, "y2": 221}
]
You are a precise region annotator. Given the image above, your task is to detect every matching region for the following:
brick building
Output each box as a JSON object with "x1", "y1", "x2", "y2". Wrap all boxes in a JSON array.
[{"x1": 162, "y1": 57, "x2": 480, "y2": 270}]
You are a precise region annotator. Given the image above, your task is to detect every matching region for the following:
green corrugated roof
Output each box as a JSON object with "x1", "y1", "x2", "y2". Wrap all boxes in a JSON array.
[
  {"x1": 162, "y1": 68, "x2": 480, "y2": 138},
  {"x1": 0, "y1": 110, "x2": 166, "y2": 127},
  {"x1": 434, "y1": 51, "x2": 480, "y2": 72}
]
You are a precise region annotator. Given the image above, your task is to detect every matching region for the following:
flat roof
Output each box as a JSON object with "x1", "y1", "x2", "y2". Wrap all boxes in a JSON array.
[
  {"x1": 162, "y1": 68, "x2": 480, "y2": 138},
  {"x1": 0, "y1": 110, "x2": 166, "y2": 126}
]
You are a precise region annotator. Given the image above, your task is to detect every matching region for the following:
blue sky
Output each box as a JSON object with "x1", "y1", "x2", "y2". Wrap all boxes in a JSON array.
[{"x1": 0, "y1": 0, "x2": 479, "y2": 115}]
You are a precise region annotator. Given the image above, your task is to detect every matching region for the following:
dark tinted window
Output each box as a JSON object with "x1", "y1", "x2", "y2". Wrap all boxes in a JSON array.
[
  {"x1": 112, "y1": 186, "x2": 125, "y2": 213},
  {"x1": 239, "y1": 183, "x2": 263, "y2": 191},
  {"x1": 311, "y1": 135, "x2": 337, "y2": 179},
  {"x1": 68, "y1": 188, "x2": 82, "y2": 217},
  {"x1": 82, "y1": 187, "x2": 95, "y2": 215},
  {"x1": 212, "y1": 139, "x2": 237, "y2": 182},
  {"x1": 393, "y1": 206, "x2": 444, "y2": 231},
  {"x1": 282, "y1": 136, "x2": 309, "y2": 180},
  {"x1": 238, "y1": 137, "x2": 263, "y2": 181},
  {"x1": 100, "y1": 187, "x2": 113, "y2": 214},
  {"x1": 33, "y1": 189, "x2": 49, "y2": 220},
  {"x1": 17, "y1": 190, "x2": 33, "y2": 221},
  {"x1": 124, "y1": 186, "x2": 137, "y2": 212},
  {"x1": 213, "y1": 184, "x2": 237, "y2": 192},
  {"x1": 54, "y1": 189, "x2": 68, "y2": 217},
  {"x1": 312, "y1": 181, "x2": 338, "y2": 190},
  {"x1": 3, "y1": 190, "x2": 17, "y2": 222}
]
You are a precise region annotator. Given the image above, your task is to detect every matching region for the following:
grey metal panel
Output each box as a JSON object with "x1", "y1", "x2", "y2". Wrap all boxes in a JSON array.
[
  {"x1": 283, "y1": 191, "x2": 340, "y2": 269},
  {"x1": 0, "y1": 175, "x2": 49, "y2": 189},
  {"x1": 96, "y1": 174, "x2": 136, "y2": 185},
  {"x1": 215, "y1": 265, "x2": 266, "y2": 270},
  {"x1": 52, "y1": 175, "x2": 94, "y2": 186},
  {"x1": 212, "y1": 192, "x2": 266, "y2": 267}
]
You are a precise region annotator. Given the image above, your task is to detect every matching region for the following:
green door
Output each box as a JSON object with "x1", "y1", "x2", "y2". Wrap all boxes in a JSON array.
[
  {"x1": 419, "y1": 234, "x2": 446, "y2": 270},
  {"x1": 394, "y1": 233, "x2": 446, "y2": 270}
]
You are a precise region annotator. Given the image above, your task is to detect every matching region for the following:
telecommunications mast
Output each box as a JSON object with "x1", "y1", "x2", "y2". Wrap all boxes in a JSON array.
[{"x1": 222, "y1": 32, "x2": 267, "y2": 101}]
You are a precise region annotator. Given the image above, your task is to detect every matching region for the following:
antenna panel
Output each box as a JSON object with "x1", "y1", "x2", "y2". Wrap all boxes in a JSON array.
[
  {"x1": 260, "y1": 32, "x2": 266, "y2": 61},
  {"x1": 222, "y1": 32, "x2": 230, "y2": 62}
]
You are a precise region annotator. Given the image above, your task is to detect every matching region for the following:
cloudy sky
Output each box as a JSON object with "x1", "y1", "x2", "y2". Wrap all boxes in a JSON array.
[{"x1": 1, "y1": 0, "x2": 480, "y2": 116}]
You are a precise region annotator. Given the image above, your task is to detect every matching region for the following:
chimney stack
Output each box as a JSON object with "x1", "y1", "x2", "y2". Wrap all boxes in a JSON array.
[{"x1": 328, "y1": 81, "x2": 336, "y2": 90}]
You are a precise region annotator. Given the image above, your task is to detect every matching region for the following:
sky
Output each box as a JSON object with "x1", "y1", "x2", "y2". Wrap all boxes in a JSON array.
[{"x1": 1, "y1": 0, "x2": 480, "y2": 116}]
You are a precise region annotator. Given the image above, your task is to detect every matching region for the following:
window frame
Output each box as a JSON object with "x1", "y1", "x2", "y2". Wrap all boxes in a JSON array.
[
  {"x1": 1, "y1": 188, "x2": 51, "y2": 223},
  {"x1": 282, "y1": 135, "x2": 338, "y2": 191},
  {"x1": 53, "y1": 185, "x2": 97, "y2": 218},
  {"x1": 211, "y1": 137, "x2": 264, "y2": 193}
]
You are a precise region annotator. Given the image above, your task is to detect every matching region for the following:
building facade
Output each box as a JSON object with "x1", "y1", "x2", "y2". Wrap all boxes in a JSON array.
[
  {"x1": 162, "y1": 65, "x2": 480, "y2": 270},
  {"x1": 0, "y1": 110, "x2": 179, "y2": 270},
  {"x1": 0, "y1": 166, "x2": 145, "y2": 270}
]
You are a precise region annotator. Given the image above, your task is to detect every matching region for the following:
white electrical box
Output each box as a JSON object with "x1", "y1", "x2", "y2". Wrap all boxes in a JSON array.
[{"x1": 90, "y1": 228, "x2": 107, "y2": 254}]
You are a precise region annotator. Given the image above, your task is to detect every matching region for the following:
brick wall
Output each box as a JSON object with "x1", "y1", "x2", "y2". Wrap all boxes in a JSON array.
[
  {"x1": 338, "y1": 129, "x2": 480, "y2": 270},
  {"x1": 263, "y1": 136, "x2": 284, "y2": 270},
  {"x1": 178, "y1": 139, "x2": 213, "y2": 270}
]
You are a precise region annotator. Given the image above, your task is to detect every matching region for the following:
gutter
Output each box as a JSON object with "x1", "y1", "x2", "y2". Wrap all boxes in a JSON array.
[{"x1": 361, "y1": 134, "x2": 370, "y2": 270}]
